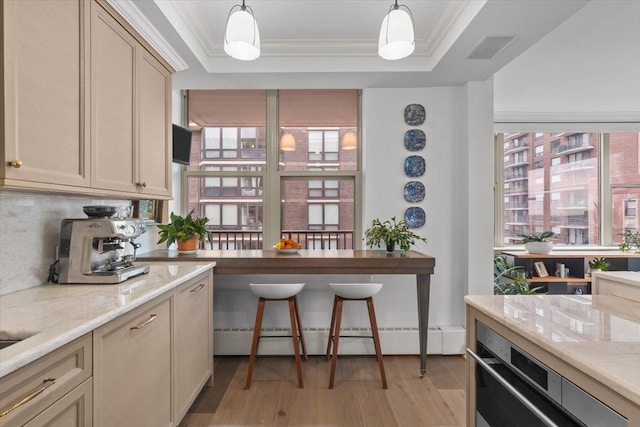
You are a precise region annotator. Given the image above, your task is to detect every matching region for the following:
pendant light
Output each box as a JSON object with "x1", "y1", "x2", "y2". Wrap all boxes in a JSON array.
[
  {"x1": 280, "y1": 133, "x2": 296, "y2": 151},
  {"x1": 341, "y1": 132, "x2": 357, "y2": 151},
  {"x1": 224, "y1": 0, "x2": 260, "y2": 61},
  {"x1": 378, "y1": 0, "x2": 415, "y2": 60}
]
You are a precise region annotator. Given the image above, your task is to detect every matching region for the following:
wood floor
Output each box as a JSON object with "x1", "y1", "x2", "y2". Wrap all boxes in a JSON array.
[{"x1": 180, "y1": 354, "x2": 467, "y2": 427}]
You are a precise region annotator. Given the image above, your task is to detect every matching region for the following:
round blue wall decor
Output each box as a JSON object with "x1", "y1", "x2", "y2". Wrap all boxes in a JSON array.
[
  {"x1": 404, "y1": 207, "x2": 426, "y2": 228},
  {"x1": 404, "y1": 104, "x2": 426, "y2": 126},
  {"x1": 404, "y1": 155, "x2": 426, "y2": 177},
  {"x1": 404, "y1": 181, "x2": 425, "y2": 203},
  {"x1": 403, "y1": 129, "x2": 426, "y2": 151}
]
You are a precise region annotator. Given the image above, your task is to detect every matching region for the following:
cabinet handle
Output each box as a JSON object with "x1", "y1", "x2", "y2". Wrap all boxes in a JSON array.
[
  {"x1": 136, "y1": 182, "x2": 147, "y2": 188},
  {"x1": 7, "y1": 159, "x2": 22, "y2": 168},
  {"x1": 130, "y1": 314, "x2": 158, "y2": 331},
  {"x1": 0, "y1": 378, "x2": 56, "y2": 418},
  {"x1": 189, "y1": 283, "x2": 206, "y2": 293}
]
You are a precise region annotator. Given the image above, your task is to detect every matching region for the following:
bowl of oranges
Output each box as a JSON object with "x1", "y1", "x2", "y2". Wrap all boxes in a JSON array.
[{"x1": 273, "y1": 238, "x2": 302, "y2": 254}]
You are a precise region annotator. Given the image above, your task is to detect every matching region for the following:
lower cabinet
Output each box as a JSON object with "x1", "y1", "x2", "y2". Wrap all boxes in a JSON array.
[
  {"x1": 0, "y1": 269, "x2": 213, "y2": 427},
  {"x1": 0, "y1": 334, "x2": 92, "y2": 427},
  {"x1": 92, "y1": 269, "x2": 213, "y2": 426},
  {"x1": 174, "y1": 272, "x2": 214, "y2": 421},
  {"x1": 93, "y1": 294, "x2": 172, "y2": 427},
  {"x1": 23, "y1": 378, "x2": 92, "y2": 427}
]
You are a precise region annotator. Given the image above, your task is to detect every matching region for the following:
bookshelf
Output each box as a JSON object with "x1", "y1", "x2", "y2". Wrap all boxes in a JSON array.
[{"x1": 501, "y1": 250, "x2": 640, "y2": 294}]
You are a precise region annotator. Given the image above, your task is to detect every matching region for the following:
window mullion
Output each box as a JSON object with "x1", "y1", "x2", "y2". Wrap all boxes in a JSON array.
[
  {"x1": 600, "y1": 133, "x2": 612, "y2": 245},
  {"x1": 263, "y1": 89, "x2": 281, "y2": 245},
  {"x1": 494, "y1": 133, "x2": 505, "y2": 246}
]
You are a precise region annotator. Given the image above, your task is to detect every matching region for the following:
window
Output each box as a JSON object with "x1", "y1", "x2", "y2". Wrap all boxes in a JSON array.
[
  {"x1": 184, "y1": 89, "x2": 360, "y2": 250},
  {"x1": 496, "y1": 132, "x2": 640, "y2": 247},
  {"x1": 535, "y1": 145, "x2": 544, "y2": 157}
]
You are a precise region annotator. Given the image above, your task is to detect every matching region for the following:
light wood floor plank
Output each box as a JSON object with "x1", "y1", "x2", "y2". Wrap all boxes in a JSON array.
[{"x1": 182, "y1": 355, "x2": 466, "y2": 427}]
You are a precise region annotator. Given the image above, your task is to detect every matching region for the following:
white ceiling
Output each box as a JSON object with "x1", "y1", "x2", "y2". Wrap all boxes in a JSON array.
[{"x1": 111, "y1": 0, "x2": 589, "y2": 89}]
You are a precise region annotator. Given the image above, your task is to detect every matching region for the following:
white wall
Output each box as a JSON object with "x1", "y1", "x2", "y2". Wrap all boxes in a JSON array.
[
  {"x1": 494, "y1": 0, "x2": 640, "y2": 124},
  {"x1": 363, "y1": 85, "x2": 494, "y2": 329}
]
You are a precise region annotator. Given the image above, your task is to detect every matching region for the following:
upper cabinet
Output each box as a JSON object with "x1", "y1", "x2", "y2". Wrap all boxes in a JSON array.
[
  {"x1": 91, "y1": 2, "x2": 171, "y2": 197},
  {"x1": 1, "y1": 0, "x2": 173, "y2": 199},
  {"x1": 1, "y1": 0, "x2": 90, "y2": 188}
]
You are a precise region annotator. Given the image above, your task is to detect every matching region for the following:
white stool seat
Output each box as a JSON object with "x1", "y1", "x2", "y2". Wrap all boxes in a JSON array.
[
  {"x1": 250, "y1": 283, "x2": 305, "y2": 299},
  {"x1": 328, "y1": 283, "x2": 383, "y2": 299}
]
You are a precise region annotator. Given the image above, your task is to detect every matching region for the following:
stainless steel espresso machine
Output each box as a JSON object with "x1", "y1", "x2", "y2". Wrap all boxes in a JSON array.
[{"x1": 57, "y1": 206, "x2": 150, "y2": 284}]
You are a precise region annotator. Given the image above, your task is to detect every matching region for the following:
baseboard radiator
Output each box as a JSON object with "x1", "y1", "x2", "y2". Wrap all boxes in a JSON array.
[{"x1": 213, "y1": 325, "x2": 466, "y2": 356}]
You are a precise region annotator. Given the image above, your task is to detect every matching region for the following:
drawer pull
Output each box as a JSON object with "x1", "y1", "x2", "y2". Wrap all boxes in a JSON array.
[
  {"x1": 0, "y1": 378, "x2": 56, "y2": 418},
  {"x1": 189, "y1": 283, "x2": 206, "y2": 293},
  {"x1": 7, "y1": 159, "x2": 22, "y2": 168},
  {"x1": 130, "y1": 314, "x2": 158, "y2": 331}
]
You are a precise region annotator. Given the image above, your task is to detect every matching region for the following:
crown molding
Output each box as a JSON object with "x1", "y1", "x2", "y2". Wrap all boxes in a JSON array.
[
  {"x1": 494, "y1": 111, "x2": 640, "y2": 123},
  {"x1": 107, "y1": 0, "x2": 189, "y2": 71},
  {"x1": 422, "y1": 0, "x2": 473, "y2": 56}
]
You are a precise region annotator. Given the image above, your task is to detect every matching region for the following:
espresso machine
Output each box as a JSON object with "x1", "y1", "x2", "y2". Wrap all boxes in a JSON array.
[{"x1": 57, "y1": 208, "x2": 150, "y2": 284}]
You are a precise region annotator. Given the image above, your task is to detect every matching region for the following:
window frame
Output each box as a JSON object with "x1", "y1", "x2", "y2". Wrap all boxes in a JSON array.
[
  {"x1": 181, "y1": 89, "x2": 363, "y2": 249},
  {"x1": 494, "y1": 130, "x2": 640, "y2": 248}
]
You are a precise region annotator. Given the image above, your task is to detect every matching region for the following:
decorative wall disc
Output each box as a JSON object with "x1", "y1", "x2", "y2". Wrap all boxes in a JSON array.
[
  {"x1": 404, "y1": 181, "x2": 425, "y2": 203},
  {"x1": 404, "y1": 155, "x2": 426, "y2": 177},
  {"x1": 404, "y1": 104, "x2": 425, "y2": 126},
  {"x1": 403, "y1": 129, "x2": 426, "y2": 151},
  {"x1": 404, "y1": 207, "x2": 426, "y2": 228}
]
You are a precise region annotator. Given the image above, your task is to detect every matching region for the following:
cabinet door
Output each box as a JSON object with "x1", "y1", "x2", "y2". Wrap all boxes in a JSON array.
[
  {"x1": 2, "y1": 0, "x2": 89, "y2": 188},
  {"x1": 174, "y1": 272, "x2": 213, "y2": 421},
  {"x1": 23, "y1": 379, "x2": 92, "y2": 427},
  {"x1": 93, "y1": 295, "x2": 172, "y2": 427},
  {"x1": 0, "y1": 334, "x2": 91, "y2": 427},
  {"x1": 137, "y1": 50, "x2": 171, "y2": 197},
  {"x1": 90, "y1": 2, "x2": 137, "y2": 193}
]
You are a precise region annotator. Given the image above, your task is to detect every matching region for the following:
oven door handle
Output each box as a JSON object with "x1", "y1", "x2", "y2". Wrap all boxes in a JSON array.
[{"x1": 467, "y1": 348, "x2": 560, "y2": 427}]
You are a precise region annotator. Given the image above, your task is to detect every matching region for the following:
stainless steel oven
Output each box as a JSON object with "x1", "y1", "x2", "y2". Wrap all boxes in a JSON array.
[{"x1": 467, "y1": 321, "x2": 626, "y2": 427}]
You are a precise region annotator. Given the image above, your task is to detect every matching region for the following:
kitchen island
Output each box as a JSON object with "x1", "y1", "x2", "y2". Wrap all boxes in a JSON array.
[
  {"x1": 139, "y1": 249, "x2": 436, "y2": 376},
  {"x1": 465, "y1": 294, "x2": 640, "y2": 426}
]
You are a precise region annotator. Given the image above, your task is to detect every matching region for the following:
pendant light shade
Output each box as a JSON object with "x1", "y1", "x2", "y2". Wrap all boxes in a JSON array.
[
  {"x1": 341, "y1": 132, "x2": 357, "y2": 151},
  {"x1": 378, "y1": 1, "x2": 415, "y2": 60},
  {"x1": 280, "y1": 133, "x2": 296, "y2": 151},
  {"x1": 224, "y1": 1, "x2": 260, "y2": 61}
]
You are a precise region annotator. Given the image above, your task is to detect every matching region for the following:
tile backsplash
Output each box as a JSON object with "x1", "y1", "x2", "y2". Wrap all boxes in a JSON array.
[{"x1": 0, "y1": 190, "x2": 160, "y2": 295}]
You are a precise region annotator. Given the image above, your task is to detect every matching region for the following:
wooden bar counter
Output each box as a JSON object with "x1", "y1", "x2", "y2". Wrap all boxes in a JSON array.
[{"x1": 139, "y1": 249, "x2": 436, "y2": 376}]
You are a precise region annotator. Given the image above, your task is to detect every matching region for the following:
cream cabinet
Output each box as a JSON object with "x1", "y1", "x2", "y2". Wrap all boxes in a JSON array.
[
  {"x1": 1, "y1": 0, "x2": 172, "y2": 199},
  {"x1": 90, "y1": 1, "x2": 171, "y2": 198},
  {"x1": 174, "y1": 272, "x2": 214, "y2": 421},
  {"x1": 93, "y1": 294, "x2": 172, "y2": 427},
  {"x1": 1, "y1": 0, "x2": 90, "y2": 189},
  {"x1": 0, "y1": 334, "x2": 92, "y2": 427}
]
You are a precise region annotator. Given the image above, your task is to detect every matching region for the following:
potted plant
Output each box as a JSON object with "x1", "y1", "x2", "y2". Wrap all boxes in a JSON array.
[
  {"x1": 620, "y1": 229, "x2": 640, "y2": 253},
  {"x1": 588, "y1": 257, "x2": 609, "y2": 273},
  {"x1": 364, "y1": 217, "x2": 427, "y2": 253},
  {"x1": 518, "y1": 231, "x2": 555, "y2": 254},
  {"x1": 493, "y1": 255, "x2": 542, "y2": 295},
  {"x1": 157, "y1": 210, "x2": 212, "y2": 253}
]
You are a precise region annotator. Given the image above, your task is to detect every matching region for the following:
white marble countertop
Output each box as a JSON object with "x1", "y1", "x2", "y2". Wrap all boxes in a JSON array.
[
  {"x1": 465, "y1": 294, "x2": 640, "y2": 406},
  {"x1": 0, "y1": 261, "x2": 215, "y2": 378},
  {"x1": 592, "y1": 270, "x2": 640, "y2": 286}
]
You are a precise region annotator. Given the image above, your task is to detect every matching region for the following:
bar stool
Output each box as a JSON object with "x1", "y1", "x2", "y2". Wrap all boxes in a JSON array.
[
  {"x1": 325, "y1": 283, "x2": 387, "y2": 389},
  {"x1": 245, "y1": 283, "x2": 307, "y2": 389}
]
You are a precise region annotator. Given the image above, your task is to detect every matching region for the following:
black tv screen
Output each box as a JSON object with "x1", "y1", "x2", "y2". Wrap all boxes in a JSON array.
[{"x1": 172, "y1": 124, "x2": 192, "y2": 165}]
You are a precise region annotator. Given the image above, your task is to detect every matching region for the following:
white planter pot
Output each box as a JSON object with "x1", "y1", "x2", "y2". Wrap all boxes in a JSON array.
[{"x1": 524, "y1": 241, "x2": 553, "y2": 254}]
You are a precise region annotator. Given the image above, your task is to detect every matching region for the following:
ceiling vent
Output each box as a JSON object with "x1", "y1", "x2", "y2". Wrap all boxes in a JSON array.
[{"x1": 466, "y1": 36, "x2": 515, "y2": 60}]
